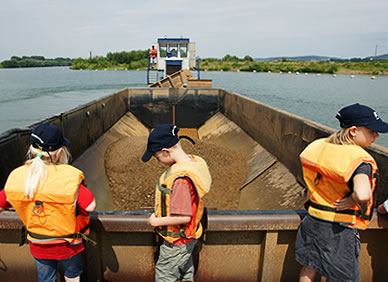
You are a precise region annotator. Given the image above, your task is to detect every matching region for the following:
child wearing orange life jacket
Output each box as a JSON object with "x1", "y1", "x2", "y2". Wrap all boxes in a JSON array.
[
  {"x1": 295, "y1": 103, "x2": 388, "y2": 282},
  {"x1": 142, "y1": 124, "x2": 211, "y2": 282},
  {"x1": 0, "y1": 123, "x2": 96, "y2": 282}
]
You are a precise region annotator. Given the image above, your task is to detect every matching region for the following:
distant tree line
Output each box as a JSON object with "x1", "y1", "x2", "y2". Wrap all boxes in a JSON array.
[
  {"x1": 71, "y1": 50, "x2": 149, "y2": 70},
  {"x1": 330, "y1": 56, "x2": 388, "y2": 62},
  {"x1": 201, "y1": 54, "x2": 388, "y2": 75},
  {"x1": 2, "y1": 51, "x2": 387, "y2": 75},
  {"x1": 0, "y1": 56, "x2": 73, "y2": 68}
]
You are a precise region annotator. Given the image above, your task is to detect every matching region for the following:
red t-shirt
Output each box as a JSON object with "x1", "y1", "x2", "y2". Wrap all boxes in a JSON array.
[
  {"x1": 0, "y1": 183, "x2": 94, "y2": 259},
  {"x1": 169, "y1": 177, "x2": 199, "y2": 246},
  {"x1": 150, "y1": 48, "x2": 157, "y2": 58}
]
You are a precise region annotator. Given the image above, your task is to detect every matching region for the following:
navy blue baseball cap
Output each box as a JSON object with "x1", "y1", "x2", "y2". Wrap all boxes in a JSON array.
[
  {"x1": 336, "y1": 103, "x2": 388, "y2": 133},
  {"x1": 142, "y1": 124, "x2": 181, "y2": 162},
  {"x1": 30, "y1": 123, "x2": 71, "y2": 151}
]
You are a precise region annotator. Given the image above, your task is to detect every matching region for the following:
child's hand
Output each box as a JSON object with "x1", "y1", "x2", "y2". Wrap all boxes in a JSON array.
[
  {"x1": 378, "y1": 203, "x2": 388, "y2": 215},
  {"x1": 147, "y1": 213, "x2": 158, "y2": 227},
  {"x1": 334, "y1": 196, "x2": 357, "y2": 211}
]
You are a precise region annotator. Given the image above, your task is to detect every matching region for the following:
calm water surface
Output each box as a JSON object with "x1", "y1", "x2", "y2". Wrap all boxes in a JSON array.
[{"x1": 1, "y1": 67, "x2": 388, "y2": 146}]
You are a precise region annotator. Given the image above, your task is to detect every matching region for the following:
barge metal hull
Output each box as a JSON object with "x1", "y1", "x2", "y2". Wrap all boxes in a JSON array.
[{"x1": 1, "y1": 88, "x2": 388, "y2": 281}]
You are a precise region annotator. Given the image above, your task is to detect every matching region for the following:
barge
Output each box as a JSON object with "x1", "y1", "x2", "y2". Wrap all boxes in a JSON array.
[{"x1": 1, "y1": 87, "x2": 388, "y2": 281}]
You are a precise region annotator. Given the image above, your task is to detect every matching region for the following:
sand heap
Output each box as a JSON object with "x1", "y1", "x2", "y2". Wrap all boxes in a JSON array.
[{"x1": 105, "y1": 136, "x2": 247, "y2": 210}]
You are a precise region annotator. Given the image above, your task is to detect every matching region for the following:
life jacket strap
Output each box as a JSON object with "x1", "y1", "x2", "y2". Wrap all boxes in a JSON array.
[
  {"x1": 157, "y1": 223, "x2": 201, "y2": 239},
  {"x1": 306, "y1": 200, "x2": 372, "y2": 220},
  {"x1": 158, "y1": 184, "x2": 172, "y2": 195},
  {"x1": 26, "y1": 224, "x2": 97, "y2": 246},
  {"x1": 19, "y1": 225, "x2": 27, "y2": 247},
  {"x1": 157, "y1": 228, "x2": 186, "y2": 239}
]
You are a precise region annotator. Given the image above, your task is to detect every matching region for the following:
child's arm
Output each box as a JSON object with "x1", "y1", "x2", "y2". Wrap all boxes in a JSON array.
[
  {"x1": 77, "y1": 183, "x2": 96, "y2": 213},
  {"x1": 147, "y1": 213, "x2": 191, "y2": 227},
  {"x1": 0, "y1": 190, "x2": 11, "y2": 212},
  {"x1": 148, "y1": 177, "x2": 193, "y2": 227},
  {"x1": 378, "y1": 200, "x2": 388, "y2": 215},
  {"x1": 85, "y1": 199, "x2": 96, "y2": 212},
  {"x1": 334, "y1": 174, "x2": 371, "y2": 210}
]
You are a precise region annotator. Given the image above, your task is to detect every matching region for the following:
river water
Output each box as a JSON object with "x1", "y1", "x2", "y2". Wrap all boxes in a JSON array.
[{"x1": 1, "y1": 67, "x2": 388, "y2": 146}]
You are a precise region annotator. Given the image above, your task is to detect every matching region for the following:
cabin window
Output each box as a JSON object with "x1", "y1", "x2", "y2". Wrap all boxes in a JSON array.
[
  {"x1": 179, "y1": 45, "x2": 187, "y2": 58},
  {"x1": 168, "y1": 44, "x2": 178, "y2": 57},
  {"x1": 159, "y1": 45, "x2": 167, "y2": 57}
]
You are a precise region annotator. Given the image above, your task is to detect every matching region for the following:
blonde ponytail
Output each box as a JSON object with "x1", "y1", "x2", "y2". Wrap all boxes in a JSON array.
[
  {"x1": 328, "y1": 128, "x2": 357, "y2": 145},
  {"x1": 24, "y1": 145, "x2": 72, "y2": 198}
]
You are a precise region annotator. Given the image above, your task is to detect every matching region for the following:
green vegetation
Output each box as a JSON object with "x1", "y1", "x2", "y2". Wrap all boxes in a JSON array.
[
  {"x1": 201, "y1": 55, "x2": 388, "y2": 75},
  {"x1": 336, "y1": 60, "x2": 388, "y2": 75},
  {"x1": 0, "y1": 56, "x2": 72, "y2": 68},
  {"x1": 2, "y1": 51, "x2": 388, "y2": 75},
  {"x1": 71, "y1": 50, "x2": 149, "y2": 70}
]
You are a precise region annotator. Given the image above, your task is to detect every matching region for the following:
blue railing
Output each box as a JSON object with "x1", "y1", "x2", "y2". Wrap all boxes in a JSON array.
[
  {"x1": 193, "y1": 57, "x2": 201, "y2": 80},
  {"x1": 146, "y1": 56, "x2": 164, "y2": 85}
]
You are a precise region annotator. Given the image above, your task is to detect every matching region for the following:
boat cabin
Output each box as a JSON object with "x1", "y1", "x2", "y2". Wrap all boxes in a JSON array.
[{"x1": 147, "y1": 38, "x2": 196, "y2": 84}]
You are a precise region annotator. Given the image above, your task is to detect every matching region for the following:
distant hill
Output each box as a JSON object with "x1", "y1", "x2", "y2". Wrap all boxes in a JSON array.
[
  {"x1": 364, "y1": 54, "x2": 388, "y2": 60},
  {"x1": 255, "y1": 54, "x2": 388, "y2": 62},
  {"x1": 255, "y1": 55, "x2": 331, "y2": 62}
]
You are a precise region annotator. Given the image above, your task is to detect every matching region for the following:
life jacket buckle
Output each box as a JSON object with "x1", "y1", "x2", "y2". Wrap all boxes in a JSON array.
[
  {"x1": 32, "y1": 201, "x2": 43, "y2": 215},
  {"x1": 314, "y1": 173, "x2": 322, "y2": 186}
]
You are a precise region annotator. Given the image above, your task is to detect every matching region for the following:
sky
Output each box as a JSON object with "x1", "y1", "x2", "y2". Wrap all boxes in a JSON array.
[{"x1": 1, "y1": 0, "x2": 388, "y2": 61}]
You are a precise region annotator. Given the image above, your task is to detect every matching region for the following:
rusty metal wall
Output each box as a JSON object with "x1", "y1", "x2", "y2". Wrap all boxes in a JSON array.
[
  {"x1": 1, "y1": 211, "x2": 388, "y2": 281},
  {"x1": 128, "y1": 88, "x2": 219, "y2": 128},
  {"x1": 72, "y1": 112, "x2": 150, "y2": 211},
  {"x1": 1, "y1": 88, "x2": 388, "y2": 281},
  {"x1": 0, "y1": 129, "x2": 31, "y2": 188},
  {"x1": 0, "y1": 89, "x2": 129, "y2": 189},
  {"x1": 220, "y1": 89, "x2": 388, "y2": 204}
]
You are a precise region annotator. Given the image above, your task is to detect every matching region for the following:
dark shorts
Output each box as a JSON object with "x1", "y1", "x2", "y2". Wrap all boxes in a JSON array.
[
  {"x1": 34, "y1": 253, "x2": 83, "y2": 282},
  {"x1": 295, "y1": 214, "x2": 360, "y2": 282}
]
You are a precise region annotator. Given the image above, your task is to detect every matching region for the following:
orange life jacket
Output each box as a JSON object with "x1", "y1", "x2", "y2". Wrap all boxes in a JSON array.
[
  {"x1": 300, "y1": 138, "x2": 377, "y2": 229},
  {"x1": 155, "y1": 155, "x2": 211, "y2": 243},
  {"x1": 4, "y1": 164, "x2": 91, "y2": 245}
]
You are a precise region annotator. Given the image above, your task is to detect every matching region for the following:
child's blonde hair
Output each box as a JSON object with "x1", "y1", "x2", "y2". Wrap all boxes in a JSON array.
[
  {"x1": 328, "y1": 128, "x2": 357, "y2": 145},
  {"x1": 24, "y1": 145, "x2": 71, "y2": 198}
]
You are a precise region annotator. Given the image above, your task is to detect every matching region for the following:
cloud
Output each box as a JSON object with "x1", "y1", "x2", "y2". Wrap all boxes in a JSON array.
[{"x1": 1, "y1": 0, "x2": 387, "y2": 60}]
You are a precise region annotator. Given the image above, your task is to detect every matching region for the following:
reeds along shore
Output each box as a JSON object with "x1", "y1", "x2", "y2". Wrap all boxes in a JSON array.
[
  {"x1": 200, "y1": 59, "x2": 388, "y2": 75},
  {"x1": 2, "y1": 53, "x2": 387, "y2": 75}
]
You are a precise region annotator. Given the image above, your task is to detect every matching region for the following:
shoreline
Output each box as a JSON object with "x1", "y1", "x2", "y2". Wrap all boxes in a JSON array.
[
  {"x1": 1, "y1": 66, "x2": 387, "y2": 76},
  {"x1": 336, "y1": 69, "x2": 388, "y2": 75}
]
